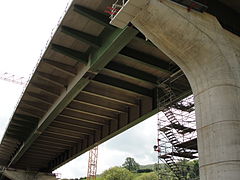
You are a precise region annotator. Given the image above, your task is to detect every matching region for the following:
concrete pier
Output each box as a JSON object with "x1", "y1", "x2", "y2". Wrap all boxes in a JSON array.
[
  {"x1": 3, "y1": 169, "x2": 57, "y2": 180},
  {"x1": 111, "y1": 0, "x2": 240, "y2": 179}
]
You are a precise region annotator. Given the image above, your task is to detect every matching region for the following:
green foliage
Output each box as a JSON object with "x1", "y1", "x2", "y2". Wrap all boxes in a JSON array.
[
  {"x1": 101, "y1": 166, "x2": 133, "y2": 180},
  {"x1": 135, "y1": 172, "x2": 158, "y2": 180},
  {"x1": 179, "y1": 160, "x2": 199, "y2": 179},
  {"x1": 157, "y1": 160, "x2": 199, "y2": 180},
  {"x1": 122, "y1": 157, "x2": 140, "y2": 172},
  {"x1": 98, "y1": 159, "x2": 199, "y2": 180},
  {"x1": 139, "y1": 164, "x2": 154, "y2": 170},
  {"x1": 136, "y1": 169, "x2": 153, "y2": 173}
]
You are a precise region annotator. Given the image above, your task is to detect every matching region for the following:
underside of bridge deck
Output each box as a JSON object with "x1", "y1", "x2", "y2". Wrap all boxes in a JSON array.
[
  {"x1": 109, "y1": 0, "x2": 240, "y2": 179},
  {"x1": 0, "y1": 0, "x2": 239, "y2": 179},
  {"x1": 0, "y1": 0, "x2": 191, "y2": 175}
]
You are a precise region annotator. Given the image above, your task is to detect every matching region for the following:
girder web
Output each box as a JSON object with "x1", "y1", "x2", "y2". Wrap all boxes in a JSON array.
[{"x1": 154, "y1": 73, "x2": 198, "y2": 180}]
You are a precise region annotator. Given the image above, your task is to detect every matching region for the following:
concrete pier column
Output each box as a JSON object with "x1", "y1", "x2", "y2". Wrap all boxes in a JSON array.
[
  {"x1": 111, "y1": 0, "x2": 240, "y2": 179},
  {"x1": 3, "y1": 169, "x2": 57, "y2": 180}
]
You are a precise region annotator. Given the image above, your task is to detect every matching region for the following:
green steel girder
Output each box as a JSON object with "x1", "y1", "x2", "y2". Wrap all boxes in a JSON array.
[
  {"x1": 93, "y1": 74, "x2": 153, "y2": 97},
  {"x1": 120, "y1": 47, "x2": 176, "y2": 74},
  {"x1": 74, "y1": 5, "x2": 114, "y2": 29},
  {"x1": 61, "y1": 26, "x2": 101, "y2": 48},
  {"x1": 8, "y1": 26, "x2": 138, "y2": 167},
  {"x1": 4, "y1": 122, "x2": 38, "y2": 142},
  {"x1": 90, "y1": 27, "x2": 138, "y2": 71},
  {"x1": 73, "y1": 99, "x2": 125, "y2": 114},
  {"x1": 5, "y1": 133, "x2": 26, "y2": 142},
  {"x1": 27, "y1": 91, "x2": 54, "y2": 105},
  {"x1": 65, "y1": 106, "x2": 115, "y2": 121},
  {"x1": 36, "y1": 139, "x2": 72, "y2": 148},
  {"x1": 60, "y1": 22, "x2": 166, "y2": 76},
  {"x1": 21, "y1": 100, "x2": 49, "y2": 112},
  {"x1": 39, "y1": 134, "x2": 77, "y2": 144},
  {"x1": 9, "y1": 124, "x2": 34, "y2": 133},
  {"x1": 50, "y1": 103, "x2": 159, "y2": 171},
  {"x1": 7, "y1": 79, "x2": 90, "y2": 167},
  {"x1": 54, "y1": 120, "x2": 98, "y2": 131},
  {"x1": 51, "y1": 44, "x2": 88, "y2": 64},
  {"x1": 14, "y1": 113, "x2": 39, "y2": 122},
  {"x1": 42, "y1": 59, "x2": 77, "y2": 76},
  {"x1": 11, "y1": 121, "x2": 37, "y2": 129},
  {"x1": 105, "y1": 62, "x2": 158, "y2": 85},
  {"x1": 50, "y1": 125, "x2": 94, "y2": 136},
  {"x1": 0, "y1": 149, "x2": 11, "y2": 155},
  {"x1": 59, "y1": 114, "x2": 107, "y2": 126},
  {"x1": 1, "y1": 143, "x2": 17, "y2": 150},
  {"x1": 31, "y1": 82, "x2": 61, "y2": 96},
  {"x1": 60, "y1": 24, "x2": 167, "y2": 85},
  {"x1": 9, "y1": 115, "x2": 38, "y2": 135},
  {"x1": 36, "y1": 71, "x2": 67, "y2": 87},
  {"x1": 11, "y1": 120, "x2": 37, "y2": 129},
  {"x1": 6, "y1": 130, "x2": 30, "y2": 142},
  {"x1": 2, "y1": 138, "x2": 19, "y2": 145},
  {"x1": 18, "y1": 107, "x2": 43, "y2": 118}
]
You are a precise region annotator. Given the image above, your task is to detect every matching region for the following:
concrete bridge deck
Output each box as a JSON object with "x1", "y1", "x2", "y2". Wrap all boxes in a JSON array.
[{"x1": 0, "y1": 0, "x2": 239, "y2": 179}]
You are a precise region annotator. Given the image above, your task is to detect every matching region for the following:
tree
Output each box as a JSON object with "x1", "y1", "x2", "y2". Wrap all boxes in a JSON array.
[
  {"x1": 137, "y1": 169, "x2": 153, "y2": 173},
  {"x1": 136, "y1": 172, "x2": 158, "y2": 180},
  {"x1": 122, "y1": 157, "x2": 140, "y2": 172},
  {"x1": 101, "y1": 166, "x2": 133, "y2": 180}
]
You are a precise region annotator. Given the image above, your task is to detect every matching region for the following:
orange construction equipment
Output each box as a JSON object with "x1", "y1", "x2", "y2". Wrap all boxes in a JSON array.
[{"x1": 87, "y1": 146, "x2": 98, "y2": 180}]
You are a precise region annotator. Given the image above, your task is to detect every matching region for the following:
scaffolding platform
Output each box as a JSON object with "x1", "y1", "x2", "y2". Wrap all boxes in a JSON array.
[
  {"x1": 159, "y1": 123, "x2": 196, "y2": 134},
  {"x1": 160, "y1": 151, "x2": 197, "y2": 159},
  {"x1": 173, "y1": 103, "x2": 194, "y2": 113},
  {"x1": 155, "y1": 82, "x2": 197, "y2": 179},
  {"x1": 176, "y1": 138, "x2": 197, "y2": 151}
]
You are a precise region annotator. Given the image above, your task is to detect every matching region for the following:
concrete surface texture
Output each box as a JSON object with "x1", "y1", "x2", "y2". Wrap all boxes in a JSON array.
[
  {"x1": 3, "y1": 169, "x2": 57, "y2": 180},
  {"x1": 112, "y1": 0, "x2": 240, "y2": 179}
]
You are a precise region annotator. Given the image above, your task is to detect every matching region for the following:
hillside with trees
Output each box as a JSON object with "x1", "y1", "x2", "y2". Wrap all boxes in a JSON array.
[{"x1": 79, "y1": 157, "x2": 199, "y2": 180}]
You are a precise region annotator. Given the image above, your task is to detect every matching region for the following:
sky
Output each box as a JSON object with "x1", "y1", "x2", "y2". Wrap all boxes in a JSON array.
[{"x1": 0, "y1": 0, "x2": 159, "y2": 179}]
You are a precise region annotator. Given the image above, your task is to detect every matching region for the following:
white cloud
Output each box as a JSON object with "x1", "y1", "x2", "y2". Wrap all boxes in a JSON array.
[{"x1": 0, "y1": 0, "x2": 71, "y2": 75}]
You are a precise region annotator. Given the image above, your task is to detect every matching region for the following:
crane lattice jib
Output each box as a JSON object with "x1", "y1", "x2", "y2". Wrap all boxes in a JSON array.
[
  {"x1": 0, "y1": 72, "x2": 28, "y2": 85},
  {"x1": 87, "y1": 146, "x2": 98, "y2": 180}
]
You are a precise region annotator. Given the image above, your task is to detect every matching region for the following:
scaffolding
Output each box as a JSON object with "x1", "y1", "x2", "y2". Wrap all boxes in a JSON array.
[
  {"x1": 105, "y1": 0, "x2": 127, "y2": 19},
  {"x1": 106, "y1": 0, "x2": 207, "y2": 20},
  {"x1": 154, "y1": 74, "x2": 198, "y2": 180},
  {"x1": 87, "y1": 146, "x2": 98, "y2": 180}
]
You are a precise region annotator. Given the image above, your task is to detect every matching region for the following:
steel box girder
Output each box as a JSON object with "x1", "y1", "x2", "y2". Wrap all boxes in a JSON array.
[{"x1": 8, "y1": 23, "x2": 138, "y2": 167}]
